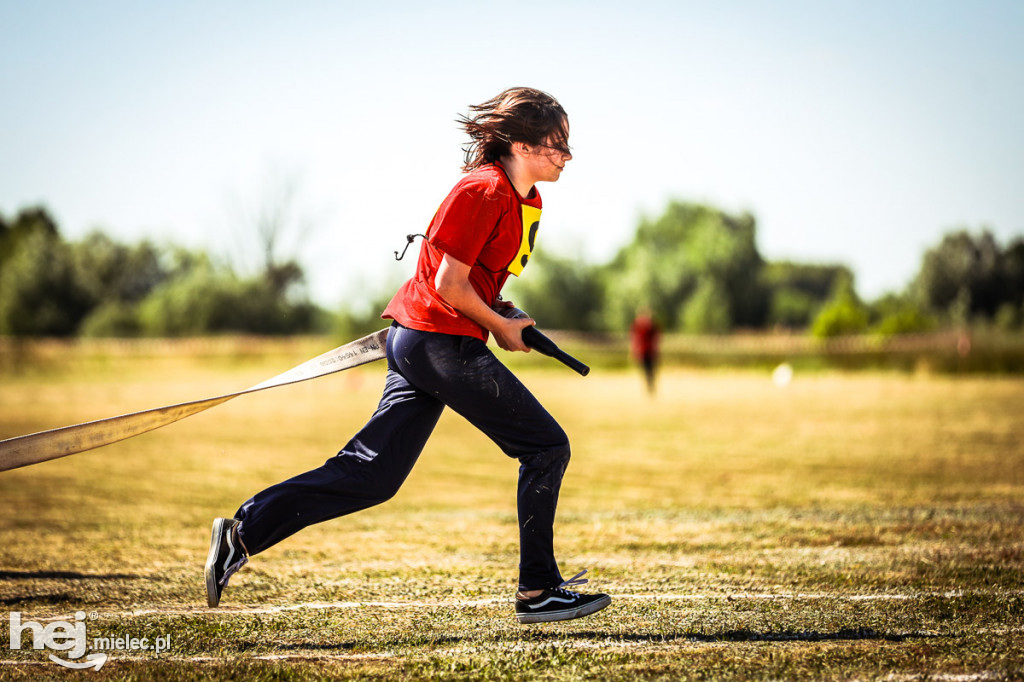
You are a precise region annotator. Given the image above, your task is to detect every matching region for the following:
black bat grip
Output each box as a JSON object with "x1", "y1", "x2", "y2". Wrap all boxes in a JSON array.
[{"x1": 521, "y1": 325, "x2": 591, "y2": 376}]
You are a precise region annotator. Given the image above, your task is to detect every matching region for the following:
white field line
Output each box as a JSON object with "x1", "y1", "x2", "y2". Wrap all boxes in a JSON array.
[
  {"x1": 125, "y1": 597, "x2": 509, "y2": 618},
  {"x1": 615, "y1": 590, "x2": 1024, "y2": 601},
  {"x1": 882, "y1": 674, "x2": 1005, "y2": 682},
  {"x1": 24, "y1": 589, "x2": 1024, "y2": 622}
]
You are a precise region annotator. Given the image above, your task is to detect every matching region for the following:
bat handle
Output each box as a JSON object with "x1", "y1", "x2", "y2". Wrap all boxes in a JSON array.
[
  {"x1": 495, "y1": 305, "x2": 590, "y2": 376},
  {"x1": 548, "y1": 347, "x2": 591, "y2": 376},
  {"x1": 520, "y1": 323, "x2": 591, "y2": 377}
]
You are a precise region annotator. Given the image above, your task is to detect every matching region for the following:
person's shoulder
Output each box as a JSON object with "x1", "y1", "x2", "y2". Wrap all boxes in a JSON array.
[{"x1": 452, "y1": 164, "x2": 513, "y2": 199}]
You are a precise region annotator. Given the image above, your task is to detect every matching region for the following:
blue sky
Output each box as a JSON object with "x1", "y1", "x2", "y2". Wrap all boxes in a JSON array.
[{"x1": 2, "y1": 0, "x2": 1022, "y2": 307}]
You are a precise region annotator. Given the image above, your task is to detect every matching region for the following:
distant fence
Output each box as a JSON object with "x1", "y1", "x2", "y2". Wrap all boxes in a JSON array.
[
  {"x1": 0, "y1": 335, "x2": 335, "y2": 374},
  {"x1": 548, "y1": 329, "x2": 1024, "y2": 374},
  {"x1": 0, "y1": 334, "x2": 328, "y2": 357},
  {"x1": 2, "y1": 330, "x2": 1023, "y2": 374}
]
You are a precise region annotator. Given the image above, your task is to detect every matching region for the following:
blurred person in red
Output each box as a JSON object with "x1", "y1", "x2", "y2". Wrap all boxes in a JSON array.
[{"x1": 630, "y1": 307, "x2": 661, "y2": 395}]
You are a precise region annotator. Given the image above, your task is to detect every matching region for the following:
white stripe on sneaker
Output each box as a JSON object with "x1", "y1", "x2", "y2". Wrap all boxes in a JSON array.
[{"x1": 524, "y1": 595, "x2": 577, "y2": 610}]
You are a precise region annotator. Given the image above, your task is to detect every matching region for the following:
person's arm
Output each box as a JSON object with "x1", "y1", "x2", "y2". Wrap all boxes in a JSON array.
[{"x1": 434, "y1": 253, "x2": 534, "y2": 352}]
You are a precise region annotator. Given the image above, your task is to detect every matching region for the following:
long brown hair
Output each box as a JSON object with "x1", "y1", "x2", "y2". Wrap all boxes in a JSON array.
[{"x1": 458, "y1": 87, "x2": 569, "y2": 172}]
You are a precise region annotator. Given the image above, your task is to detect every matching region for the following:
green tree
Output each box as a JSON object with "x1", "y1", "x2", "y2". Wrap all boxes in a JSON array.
[
  {"x1": 0, "y1": 228, "x2": 91, "y2": 336},
  {"x1": 0, "y1": 207, "x2": 59, "y2": 267},
  {"x1": 910, "y1": 229, "x2": 1004, "y2": 321},
  {"x1": 681, "y1": 277, "x2": 731, "y2": 333},
  {"x1": 137, "y1": 252, "x2": 320, "y2": 336},
  {"x1": 502, "y1": 249, "x2": 606, "y2": 331},
  {"x1": 1001, "y1": 237, "x2": 1024, "y2": 312},
  {"x1": 810, "y1": 272, "x2": 870, "y2": 338},
  {"x1": 869, "y1": 293, "x2": 937, "y2": 337},
  {"x1": 72, "y1": 231, "x2": 170, "y2": 336},
  {"x1": 71, "y1": 231, "x2": 168, "y2": 305},
  {"x1": 136, "y1": 254, "x2": 232, "y2": 336},
  {"x1": 0, "y1": 204, "x2": 324, "y2": 337},
  {"x1": 602, "y1": 201, "x2": 767, "y2": 332},
  {"x1": 79, "y1": 301, "x2": 144, "y2": 337},
  {"x1": 762, "y1": 261, "x2": 853, "y2": 329}
]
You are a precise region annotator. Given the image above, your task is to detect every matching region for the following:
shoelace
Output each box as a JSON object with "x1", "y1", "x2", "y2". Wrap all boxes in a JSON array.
[
  {"x1": 516, "y1": 569, "x2": 591, "y2": 601},
  {"x1": 551, "y1": 569, "x2": 590, "y2": 597},
  {"x1": 219, "y1": 555, "x2": 248, "y2": 587}
]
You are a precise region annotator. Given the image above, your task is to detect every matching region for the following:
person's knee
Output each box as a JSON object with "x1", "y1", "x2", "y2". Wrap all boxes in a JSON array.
[
  {"x1": 520, "y1": 439, "x2": 571, "y2": 473},
  {"x1": 551, "y1": 426, "x2": 571, "y2": 464},
  {"x1": 371, "y1": 477, "x2": 405, "y2": 504},
  {"x1": 325, "y1": 454, "x2": 406, "y2": 506},
  {"x1": 551, "y1": 442, "x2": 571, "y2": 472}
]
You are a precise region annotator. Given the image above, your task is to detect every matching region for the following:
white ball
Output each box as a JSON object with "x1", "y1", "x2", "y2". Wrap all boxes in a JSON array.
[{"x1": 772, "y1": 363, "x2": 793, "y2": 388}]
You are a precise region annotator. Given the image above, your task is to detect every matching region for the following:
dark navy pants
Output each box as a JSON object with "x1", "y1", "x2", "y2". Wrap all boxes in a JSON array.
[{"x1": 234, "y1": 323, "x2": 570, "y2": 589}]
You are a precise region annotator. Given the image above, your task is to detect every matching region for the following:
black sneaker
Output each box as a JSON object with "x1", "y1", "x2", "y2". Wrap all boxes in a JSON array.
[
  {"x1": 515, "y1": 570, "x2": 611, "y2": 624},
  {"x1": 204, "y1": 517, "x2": 248, "y2": 607}
]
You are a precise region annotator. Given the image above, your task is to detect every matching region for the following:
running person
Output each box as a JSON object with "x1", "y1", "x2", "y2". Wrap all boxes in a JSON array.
[
  {"x1": 631, "y1": 308, "x2": 661, "y2": 395},
  {"x1": 205, "y1": 87, "x2": 611, "y2": 624}
]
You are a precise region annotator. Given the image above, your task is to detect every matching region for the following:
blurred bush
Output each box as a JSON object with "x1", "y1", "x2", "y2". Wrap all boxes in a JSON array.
[{"x1": 0, "y1": 207, "x2": 324, "y2": 337}]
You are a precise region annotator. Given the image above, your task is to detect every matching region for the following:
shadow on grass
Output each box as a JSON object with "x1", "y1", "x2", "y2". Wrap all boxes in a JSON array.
[
  {"x1": 0, "y1": 570, "x2": 144, "y2": 580},
  {"x1": 547, "y1": 628, "x2": 941, "y2": 644},
  {"x1": 0, "y1": 592, "x2": 80, "y2": 607},
  {"x1": 274, "y1": 641, "x2": 360, "y2": 652},
  {"x1": 1, "y1": 570, "x2": 150, "y2": 608},
  {"x1": 236, "y1": 627, "x2": 942, "y2": 656}
]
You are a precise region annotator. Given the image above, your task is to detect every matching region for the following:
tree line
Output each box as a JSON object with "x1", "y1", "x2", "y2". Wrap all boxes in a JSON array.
[
  {"x1": 505, "y1": 201, "x2": 1024, "y2": 337},
  {"x1": 0, "y1": 207, "x2": 323, "y2": 337},
  {"x1": 2, "y1": 202, "x2": 1022, "y2": 338}
]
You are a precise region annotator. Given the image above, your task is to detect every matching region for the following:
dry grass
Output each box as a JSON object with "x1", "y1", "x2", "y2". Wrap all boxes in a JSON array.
[{"x1": 1, "y1": 342, "x2": 1023, "y2": 679}]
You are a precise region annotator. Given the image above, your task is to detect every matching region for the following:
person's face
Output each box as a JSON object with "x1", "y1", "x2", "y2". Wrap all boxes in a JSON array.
[{"x1": 524, "y1": 121, "x2": 572, "y2": 183}]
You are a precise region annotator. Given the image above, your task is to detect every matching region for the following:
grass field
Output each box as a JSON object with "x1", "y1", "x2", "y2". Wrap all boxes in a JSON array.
[{"x1": 1, "y1": 340, "x2": 1023, "y2": 680}]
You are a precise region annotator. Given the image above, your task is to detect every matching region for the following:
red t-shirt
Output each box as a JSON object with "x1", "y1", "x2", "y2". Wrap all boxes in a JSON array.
[
  {"x1": 631, "y1": 315, "x2": 660, "y2": 359},
  {"x1": 382, "y1": 163, "x2": 542, "y2": 341}
]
